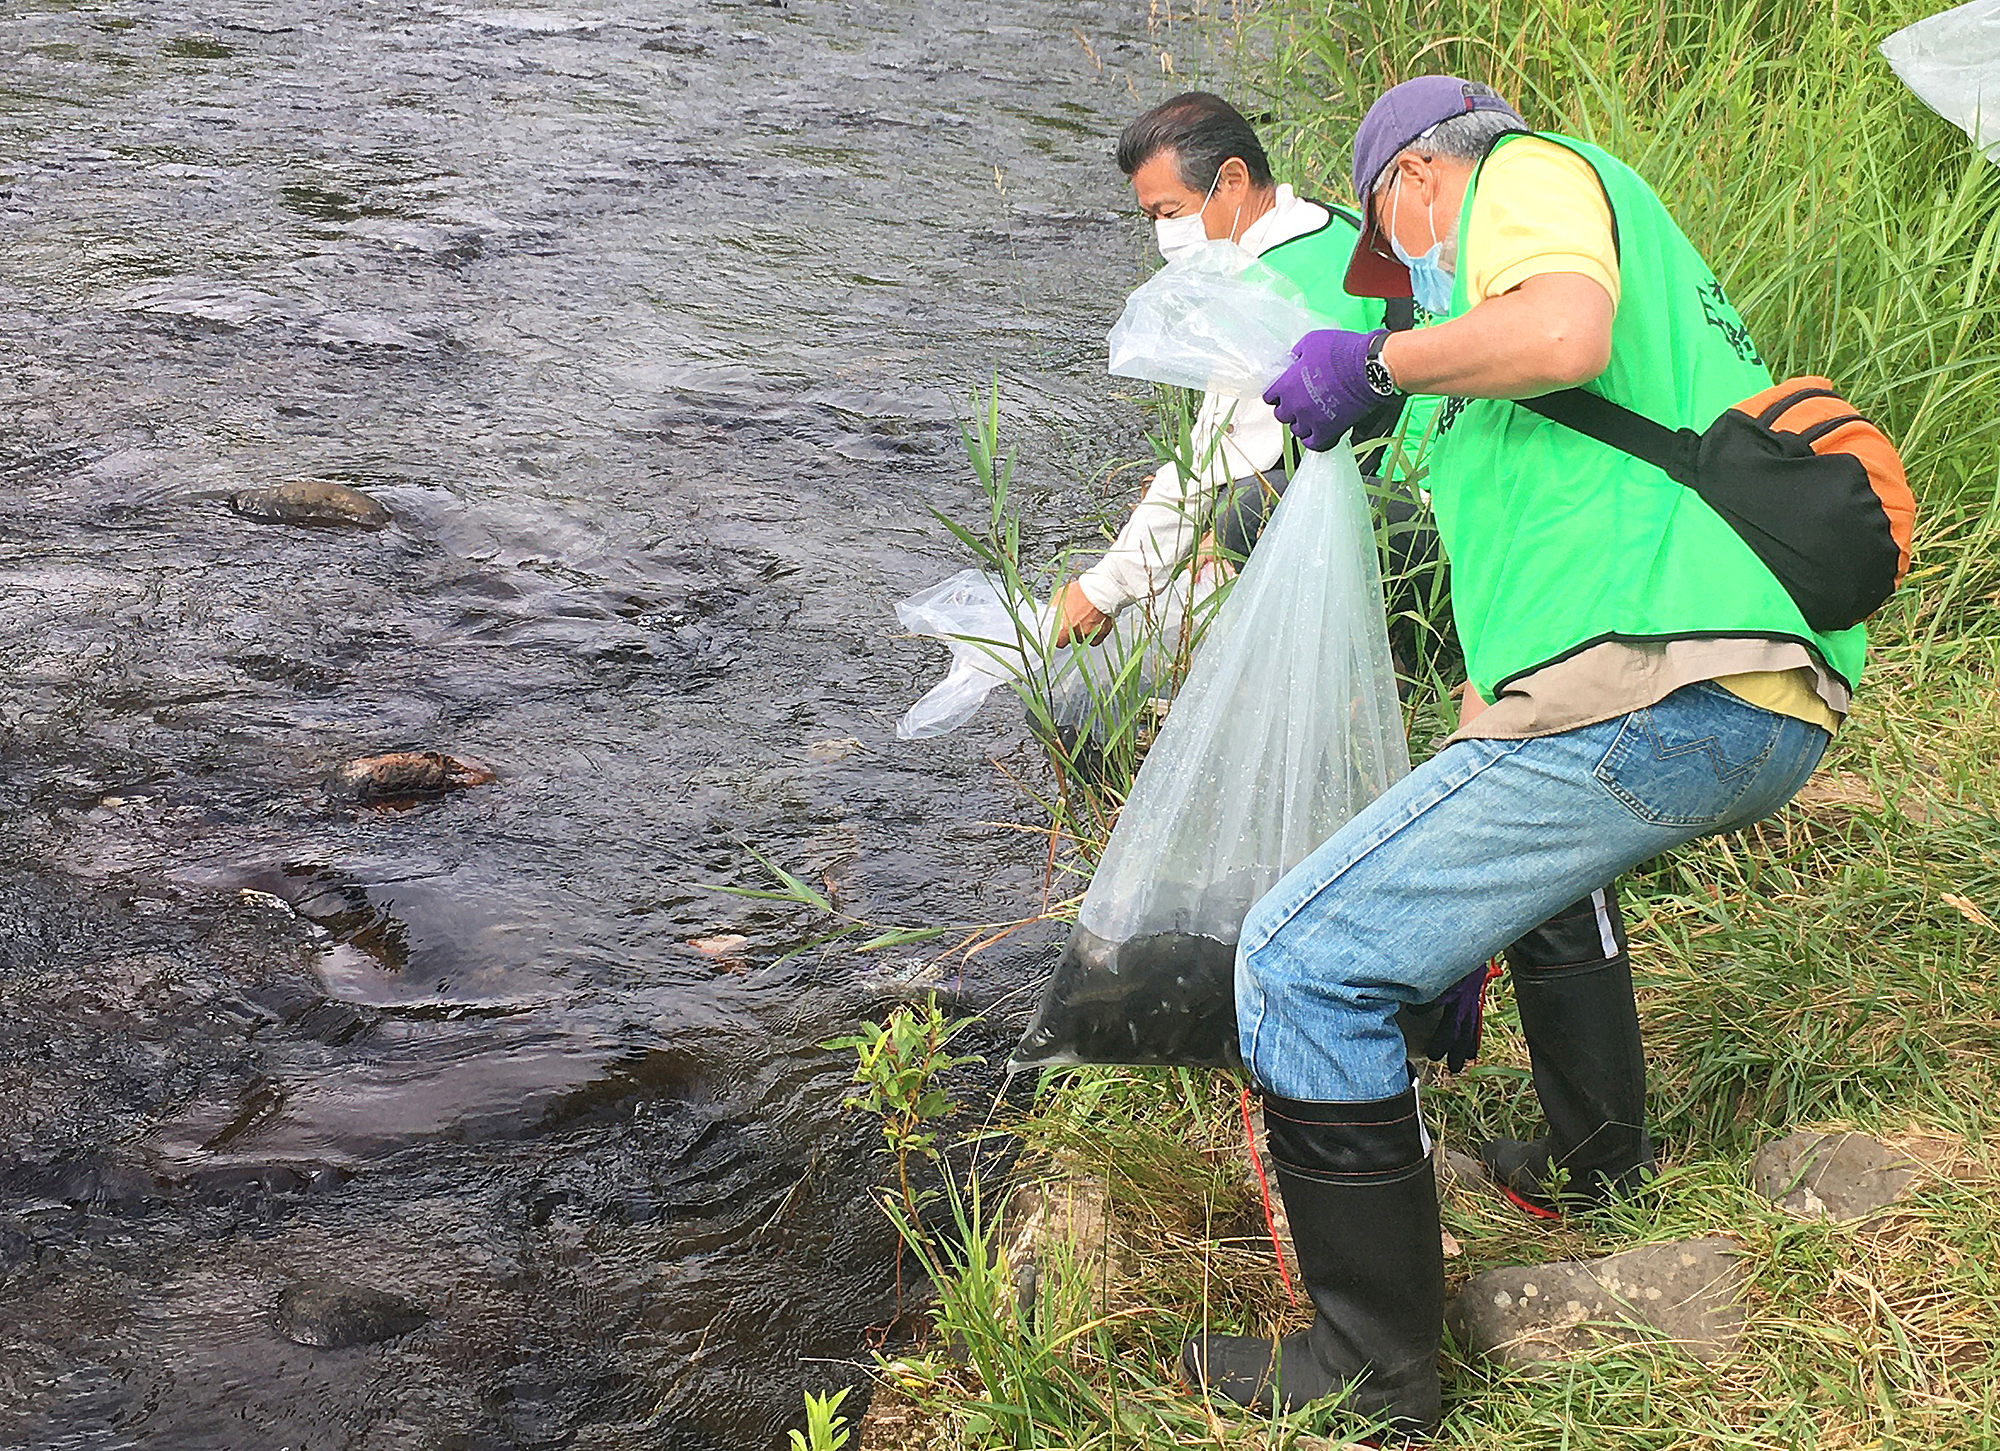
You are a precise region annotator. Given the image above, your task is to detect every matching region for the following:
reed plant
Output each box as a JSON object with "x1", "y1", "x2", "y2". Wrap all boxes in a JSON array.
[
  {"x1": 939, "y1": 380, "x2": 1241, "y2": 877},
  {"x1": 850, "y1": 2, "x2": 2000, "y2": 1448}
]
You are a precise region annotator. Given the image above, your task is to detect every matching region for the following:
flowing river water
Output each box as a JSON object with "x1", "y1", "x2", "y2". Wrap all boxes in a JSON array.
[{"x1": 0, "y1": 2, "x2": 1178, "y2": 1445}]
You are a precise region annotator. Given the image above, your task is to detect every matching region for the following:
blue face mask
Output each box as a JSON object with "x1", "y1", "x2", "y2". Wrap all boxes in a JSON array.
[{"x1": 1387, "y1": 173, "x2": 1455, "y2": 316}]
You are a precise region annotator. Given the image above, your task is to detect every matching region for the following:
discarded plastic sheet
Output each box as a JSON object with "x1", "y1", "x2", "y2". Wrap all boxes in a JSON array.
[
  {"x1": 1882, "y1": 1, "x2": 2000, "y2": 162},
  {"x1": 1014, "y1": 244, "x2": 1409, "y2": 1070}
]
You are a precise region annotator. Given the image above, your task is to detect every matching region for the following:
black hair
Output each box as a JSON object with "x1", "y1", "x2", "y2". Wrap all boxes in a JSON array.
[{"x1": 1116, "y1": 91, "x2": 1274, "y2": 191}]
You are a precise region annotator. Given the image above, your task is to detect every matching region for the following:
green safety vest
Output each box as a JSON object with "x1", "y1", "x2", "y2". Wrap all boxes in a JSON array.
[
  {"x1": 1259, "y1": 201, "x2": 1442, "y2": 478},
  {"x1": 1427, "y1": 132, "x2": 1867, "y2": 698}
]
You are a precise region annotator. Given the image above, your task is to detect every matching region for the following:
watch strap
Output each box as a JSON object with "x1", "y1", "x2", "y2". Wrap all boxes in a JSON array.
[{"x1": 1363, "y1": 331, "x2": 1396, "y2": 397}]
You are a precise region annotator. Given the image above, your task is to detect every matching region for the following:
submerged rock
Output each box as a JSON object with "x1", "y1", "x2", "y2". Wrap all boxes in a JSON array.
[
  {"x1": 230, "y1": 479, "x2": 392, "y2": 529},
  {"x1": 0, "y1": 1217, "x2": 35, "y2": 1272},
  {"x1": 326, "y1": 751, "x2": 495, "y2": 803},
  {"x1": 1448, "y1": 1235, "x2": 1746, "y2": 1368},
  {"x1": 1750, "y1": 1130, "x2": 1918, "y2": 1221},
  {"x1": 175, "y1": 1161, "x2": 346, "y2": 1207},
  {"x1": 275, "y1": 1281, "x2": 428, "y2": 1348},
  {"x1": 0, "y1": 1152, "x2": 161, "y2": 1216}
]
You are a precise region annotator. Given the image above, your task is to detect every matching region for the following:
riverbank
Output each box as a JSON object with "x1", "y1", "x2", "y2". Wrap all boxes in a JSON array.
[{"x1": 852, "y1": 1, "x2": 2000, "y2": 1446}]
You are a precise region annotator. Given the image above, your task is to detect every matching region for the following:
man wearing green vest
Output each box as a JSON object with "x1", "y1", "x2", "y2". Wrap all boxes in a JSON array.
[
  {"x1": 1054, "y1": 91, "x2": 1440, "y2": 667},
  {"x1": 1181, "y1": 77, "x2": 1851, "y2": 1437}
]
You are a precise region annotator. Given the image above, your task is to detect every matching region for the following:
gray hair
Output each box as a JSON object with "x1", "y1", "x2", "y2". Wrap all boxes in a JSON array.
[{"x1": 1372, "y1": 109, "x2": 1527, "y2": 194}]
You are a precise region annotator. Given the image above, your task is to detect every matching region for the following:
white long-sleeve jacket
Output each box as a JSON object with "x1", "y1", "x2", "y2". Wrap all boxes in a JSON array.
[{"x1": 1077, "y1": 187, "x2": 1332, "y2": 617}]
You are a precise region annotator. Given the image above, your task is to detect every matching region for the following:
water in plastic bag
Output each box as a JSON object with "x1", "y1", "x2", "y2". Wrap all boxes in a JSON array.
[
  {"x1": 894, "y1": 569, "x2": 1219, "y2": 742},
  {"x1": 894, "y1": 570, "x2": 1046, "y2": 740},
  {"x1": 1013, "y1": 243, "x2": 1410, "y2": 1070},
  {"x1": 1882, "y1": 2, "x2": 2000, "y2": 163},
  {"x1": 1107, "y1": 241, "x2": 1330, "y2": 398}
]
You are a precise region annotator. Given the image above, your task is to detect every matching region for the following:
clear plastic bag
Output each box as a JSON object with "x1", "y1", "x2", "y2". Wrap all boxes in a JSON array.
[
  {"x1": 894, "y1": 570, "x2": 1047, "y2": 740},
  {"x1": 1882, "y1": 2, "x2": 2000, "y2": 162},
  {"x1": 893, "y1": 569, "x2": 1218, "y2": 742},
  {"x1": 1012, "y1": 251, "x2": 1409, "y2": 1071},
  {"x1": 1107, "y1": 241, "x2": 1329, "y2": 398}
]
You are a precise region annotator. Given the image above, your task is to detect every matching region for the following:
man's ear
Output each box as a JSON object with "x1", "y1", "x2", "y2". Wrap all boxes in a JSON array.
[
  {"x1": 1395, "y1": 151, "x2": 1431, "y2": 202},
  {"x1": 1216, "y1": 155, "x2": 1251, "y2": 194}
]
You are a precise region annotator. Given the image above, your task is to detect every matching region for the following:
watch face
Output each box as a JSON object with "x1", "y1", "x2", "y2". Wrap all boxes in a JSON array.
[{"x1": 1365, "y1": 359, "x2": 1396, "y2": 396}]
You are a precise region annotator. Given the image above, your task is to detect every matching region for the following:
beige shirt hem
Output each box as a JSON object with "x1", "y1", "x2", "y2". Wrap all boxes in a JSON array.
[{"x1": 1444, "y1": 638, "x2": 1849, "y2": 746}]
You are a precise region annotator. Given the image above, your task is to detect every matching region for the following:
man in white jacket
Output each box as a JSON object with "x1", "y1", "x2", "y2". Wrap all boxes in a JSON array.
[{"x1": 1056, "y1": 93, "x2": 1438, "y2": 653}]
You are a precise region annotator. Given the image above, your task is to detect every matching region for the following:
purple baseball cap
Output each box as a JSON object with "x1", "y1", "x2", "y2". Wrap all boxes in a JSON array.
[{"x1": 1344, "y1": 75, "x2": 1525, "y2": 298}]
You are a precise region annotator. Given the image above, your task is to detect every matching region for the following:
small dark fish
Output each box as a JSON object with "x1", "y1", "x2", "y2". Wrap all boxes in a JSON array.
[
  {"x1": 230, "y1": 479, "x2": 392, "y2": 529},
  {"x1": 326, "y1": 751, "x2": 495, "y2": 803}
]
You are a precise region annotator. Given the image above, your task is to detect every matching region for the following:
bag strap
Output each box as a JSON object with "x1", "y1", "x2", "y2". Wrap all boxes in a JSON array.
[{"x1": 1518, "y1": 388, "x2": 1702, "y2": 486}]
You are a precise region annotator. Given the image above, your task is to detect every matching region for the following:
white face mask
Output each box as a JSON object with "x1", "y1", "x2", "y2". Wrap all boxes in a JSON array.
[{"x1": 1154, "y1": 171, "x2": 1222, "y2": 262}]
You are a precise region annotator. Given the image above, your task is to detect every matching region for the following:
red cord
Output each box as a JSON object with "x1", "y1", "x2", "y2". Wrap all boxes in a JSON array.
[
  {"x1": 1499, "y1": 1183, "x2": 1566, "y2": 1221},
  {"x1": 1467, "y1": 956, "x2": 1504, "y2": 1063},
  {"x1": 1240, "y1": 1086, "x2": 1299, "y2": 1307}
]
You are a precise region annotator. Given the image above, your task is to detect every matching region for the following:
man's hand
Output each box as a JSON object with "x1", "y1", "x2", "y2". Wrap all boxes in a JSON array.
[
  {"x1": 1054, "y1": 580, "x2": 1114, "y2": 649},
  {"x1": 1193, "y1": 529, "x2": 1238, "y2": 586},
  {"x1": 1263, "y1": 327, "x2": 1389, "y2": 452}
]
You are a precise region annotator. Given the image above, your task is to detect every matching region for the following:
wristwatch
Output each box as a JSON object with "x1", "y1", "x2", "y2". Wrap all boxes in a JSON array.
[{"x1": 1363, "y1": 332, "x2": 1397, "y2": 397}]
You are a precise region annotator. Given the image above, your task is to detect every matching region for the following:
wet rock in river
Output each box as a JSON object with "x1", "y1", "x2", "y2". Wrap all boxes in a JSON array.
[
  {"x1": 326, "y1": 751, "x2": 495, "y2": 803},
  {"x1": 1448, "y1": 1235, "x2": 1746, "y2": 1369},
  {"x1": 275, "y1": 1281, "x2": 429, "y2": 1348},
  {"x1": 226, "y1": 978, "x2": 378, "y2": 1044},
  {"x1": 1750, "y1": 1130, "x2": 1919, "y2": 1221},
  {"x1": 230, "y1": 478, "x2": 392, "y2": 528}
]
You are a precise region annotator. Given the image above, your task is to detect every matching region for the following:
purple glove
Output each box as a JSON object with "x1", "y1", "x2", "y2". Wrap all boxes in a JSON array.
[
  {"x1": 1423, "y1": 959, "x2": 1499, "y2": 1074},
  {"x1": 1263, "y1": 327, "x2": 1389, "y2": 452}
]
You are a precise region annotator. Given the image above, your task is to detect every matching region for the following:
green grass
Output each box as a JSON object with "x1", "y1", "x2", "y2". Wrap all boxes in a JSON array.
[{"x1": 846, "y1": 2, "x2": 2000, "y2": 1447}]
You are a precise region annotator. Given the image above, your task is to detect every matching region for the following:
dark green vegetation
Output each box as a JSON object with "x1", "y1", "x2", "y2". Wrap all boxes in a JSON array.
[{"x1": 848, "y1": 2, "x2": 2000, "y2": 1445}]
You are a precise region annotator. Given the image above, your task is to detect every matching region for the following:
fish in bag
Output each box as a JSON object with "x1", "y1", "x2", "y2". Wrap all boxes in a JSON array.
[{"x1": 1013, "y1": 243, "x2": 1411, "y2": 1070}]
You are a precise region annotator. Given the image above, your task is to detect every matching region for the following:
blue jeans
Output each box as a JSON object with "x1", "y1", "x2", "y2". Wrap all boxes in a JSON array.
[{"x1": 1236, "y1": 681, "x2": 1830, "y2": 1102}]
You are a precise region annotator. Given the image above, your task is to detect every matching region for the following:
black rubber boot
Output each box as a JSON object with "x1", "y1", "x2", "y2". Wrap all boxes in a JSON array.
[
  {"x1": 1181, "y1": 1088, "x2": 1442, "y2": 1439},
  {"x1": 1479, "y1": 888, "x2": 1655, "y2": 1216}
]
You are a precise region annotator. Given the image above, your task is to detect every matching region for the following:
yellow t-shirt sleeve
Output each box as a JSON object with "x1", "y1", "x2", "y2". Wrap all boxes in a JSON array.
[{"x1": 1463, "y1": 138, "x2": 1621, "y2": 309}]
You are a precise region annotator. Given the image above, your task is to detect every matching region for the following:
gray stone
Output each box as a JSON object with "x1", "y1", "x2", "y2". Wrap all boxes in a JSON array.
[
  {"x1": 1438, "y1": 1145, "x2": 1496, "y2": 1194},
  {"x1": 1750, "y1": 1131, "x2": 1918, "y2": 1221},
  {"x1": 230, "y1": 479, "x2": 392, "y2": 528},
  {"x1": 275, "y1": 1282, "x2": 428, "y2": 1348},
  {"x1": 1, "y1": 1152, "x2": 161, "y2": 1215},
  {"x1": 1448, "y1": 1235, "x2": 1745, "y2": 1368}
]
